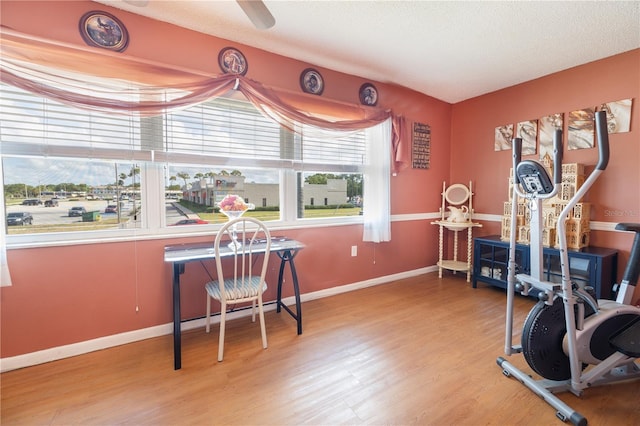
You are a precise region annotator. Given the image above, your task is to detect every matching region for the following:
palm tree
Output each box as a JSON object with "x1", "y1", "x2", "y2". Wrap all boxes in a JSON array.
[
  {"x1": 176, "y1": 172, "x2": 190, "y2": 188},
  {"x1": 128, "y1": 166, "x2": 140, "y2": 188},
  {"x1": 117, "y1": 171, "x2": 127, "y2": 200}
]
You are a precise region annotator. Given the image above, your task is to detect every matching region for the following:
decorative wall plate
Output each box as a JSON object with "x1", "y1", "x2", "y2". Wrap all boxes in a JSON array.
[
  {"x1": 218, "y1": 47, "x2": 248, "y2": 76},
  {"x1": 359, "y1": 83, "x2": 378, "y2": 106},
  {"x1": 79, "y1": 11, "x2": 129, "y2": 52},
  {"x1": 300, "y1": 68, "x2": 324, "y2": 95}
]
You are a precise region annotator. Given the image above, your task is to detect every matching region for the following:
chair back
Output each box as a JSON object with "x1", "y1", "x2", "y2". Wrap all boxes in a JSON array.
[{"x1": 213, "y1": 217, "x2": 271, "y2": 302}]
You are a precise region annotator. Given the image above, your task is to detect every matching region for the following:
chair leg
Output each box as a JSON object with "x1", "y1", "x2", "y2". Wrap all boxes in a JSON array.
[
  {"x1": 205, "y1": 295, "x2": 211, "y2": 333},
  {"x1": 258, "y1": 296, "x2": 267, "y2": 349},
  {"x1": 218, "y1": 304, "x2": 226, "y2": 362},
  {"x1": 251, "y1": 299, "x2": 256, "y2": 323}
]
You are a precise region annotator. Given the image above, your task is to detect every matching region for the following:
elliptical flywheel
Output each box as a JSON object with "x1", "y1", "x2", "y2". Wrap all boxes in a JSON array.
[{"x1": 522, "y1": 298, "x2": 573, "y2": 381}]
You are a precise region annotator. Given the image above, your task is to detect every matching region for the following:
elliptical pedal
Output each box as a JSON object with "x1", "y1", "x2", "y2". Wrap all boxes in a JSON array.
[{"x1": 609, "y1": 316, "x2": 640, "y2": 358}]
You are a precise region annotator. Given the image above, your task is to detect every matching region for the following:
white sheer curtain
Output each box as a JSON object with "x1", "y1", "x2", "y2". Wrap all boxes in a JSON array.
[
  {"x1": 0, "y1": 158, "x2": 12, "y2": 286},
  {"x1": 363, "y1": 117, "x2": 392, "y2": 242}
]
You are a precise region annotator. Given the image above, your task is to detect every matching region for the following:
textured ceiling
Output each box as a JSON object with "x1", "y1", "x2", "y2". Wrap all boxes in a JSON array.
[{"x1": 94, "y1": 0, "x2": 640, "y2": 103}]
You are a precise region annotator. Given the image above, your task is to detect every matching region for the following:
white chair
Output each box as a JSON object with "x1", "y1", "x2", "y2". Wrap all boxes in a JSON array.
[{"x1": 205, "y1": 217, "x2": 271, "y2": 361}]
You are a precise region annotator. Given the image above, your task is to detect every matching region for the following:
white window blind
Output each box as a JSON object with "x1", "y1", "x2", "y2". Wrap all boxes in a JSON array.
[
  {"x1": 165, "y1": 97, "x2": 282, "y2": 161},
  {"x1": 300, "y1": 126, "x2": 366, "y2": 170},
  {"x1": 0, "y1": 84, "x2": 142, "y2": 160},
  {"x1": 164, "y1": 96, "x2": 367, "y2": 172},
  {"x1": 2, "y1": 84, "x2": 368, "y2": 173}
]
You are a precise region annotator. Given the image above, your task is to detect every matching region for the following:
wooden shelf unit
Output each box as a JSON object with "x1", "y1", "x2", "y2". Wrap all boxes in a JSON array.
[{"x1": 431, "y1": 181, "x2": 482, "y2": 282}]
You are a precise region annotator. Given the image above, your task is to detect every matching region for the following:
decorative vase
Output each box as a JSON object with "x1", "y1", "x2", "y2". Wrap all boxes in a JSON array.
[
  {"x1": 221, "y1": 209, "x2": 247, "y2": 250},
  {"x1": 217, "y1": 194, "x2": 254, "y2": 250}
]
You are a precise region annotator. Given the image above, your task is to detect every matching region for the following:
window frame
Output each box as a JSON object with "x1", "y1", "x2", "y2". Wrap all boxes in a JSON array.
[{"x1": 2, "y1": 85, "x2": 366, "y2": 248}]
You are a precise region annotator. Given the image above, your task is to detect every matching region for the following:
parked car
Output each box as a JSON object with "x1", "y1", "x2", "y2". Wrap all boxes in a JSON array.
[
  {"x1": 172, "y1": 218, "x2": 208, "y2": 226},
  {"x1": 22, "y1": 199, "x2": 42, "y2": 206},
  {"x1": 104, "y1": 205, "x2": 118, "y2": 214},
  {"x1": 7, "y1": 212, "x2": 33, "y2": 226},
  {"x1": 44, "y1": 199, "x2": 59, "y2": 207},
  {"x1": 68, "y1": 206, "x2": 87, "y2": 217}
]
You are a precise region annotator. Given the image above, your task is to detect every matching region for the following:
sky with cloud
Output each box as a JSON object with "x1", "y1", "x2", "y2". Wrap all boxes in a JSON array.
[{"x1": 3, "y1": 157, "x2": 279, "y2": 188}]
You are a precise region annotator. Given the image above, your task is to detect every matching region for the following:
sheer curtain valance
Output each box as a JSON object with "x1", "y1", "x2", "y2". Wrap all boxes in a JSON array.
[{"x1": 0, "y1": 26, "x2": 404, "y2": 162}]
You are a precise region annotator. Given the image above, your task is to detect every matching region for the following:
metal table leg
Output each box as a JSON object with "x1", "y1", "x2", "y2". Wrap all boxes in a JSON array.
[
  {"x1": 276, "y1": 249, "x2": 302, "y2": 335},
  {"x1": 172, "y1": 263, "x2": 184, "y2": 370}
]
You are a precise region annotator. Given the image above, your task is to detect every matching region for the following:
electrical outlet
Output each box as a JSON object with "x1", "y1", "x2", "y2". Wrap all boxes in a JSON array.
[{"x1": 351, "y1": 245, "x2": 357, "y2": 257}]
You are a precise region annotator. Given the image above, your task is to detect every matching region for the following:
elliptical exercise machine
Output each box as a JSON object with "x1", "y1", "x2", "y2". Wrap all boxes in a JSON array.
[{"x1": 497, "y1": 110, "x2": 640, "y2": 425}]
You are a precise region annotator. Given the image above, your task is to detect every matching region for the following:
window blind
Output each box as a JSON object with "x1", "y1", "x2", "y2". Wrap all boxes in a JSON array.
[
  {"x1": 0, "y1": 84, "x2": 142, "y2": 160},
  {"x1": 300, "y1": 127, "x2": 366, "y2": 166},
  {"x1": 1, "y1": 84, "x2": 367, "y2": 172},
  {"x1": 164, "y1": 97, "x2": 282, "y2": 161},
  {"x1": 164, "y1": 96, "x2": 367, "y2": 173}
]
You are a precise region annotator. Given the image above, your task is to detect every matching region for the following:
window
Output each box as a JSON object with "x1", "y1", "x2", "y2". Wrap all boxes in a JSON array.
[
  {"x1": 164, "y1": 164, "x2": 280, "y2": 225},
  {"x1": 2, "y1": 84, "x2": 367, "y2": 243},
  {"x1": 3, "y1": 157, "x2": 143, "y2": 234}
]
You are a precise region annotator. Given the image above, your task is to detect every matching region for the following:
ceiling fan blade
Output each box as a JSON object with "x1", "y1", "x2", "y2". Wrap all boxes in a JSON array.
[
  {"x1": 236, "y1": 0, "x2": 275, "y2": 30},
  {"x1": 123, "y1": 0, "x2": 149, "y2": 6}
]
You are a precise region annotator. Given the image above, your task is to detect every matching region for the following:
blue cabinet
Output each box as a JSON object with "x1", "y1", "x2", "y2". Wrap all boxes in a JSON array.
[{"x1": 472, "y1": 235, "x2": 618, "y2": 299}]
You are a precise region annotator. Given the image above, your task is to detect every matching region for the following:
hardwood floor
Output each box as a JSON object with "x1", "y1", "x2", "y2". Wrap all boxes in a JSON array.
[{"x1": 2, "y1": 273, "x2": 639, "y2": 425}]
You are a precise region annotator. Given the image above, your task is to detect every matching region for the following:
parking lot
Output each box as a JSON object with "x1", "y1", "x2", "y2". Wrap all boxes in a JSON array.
[
  {"x1": 7, "y1": 200, "x2": 124, "y2": 226},
  {"x1": 6, "y1": 199, "x2": 184, "y2": 228}
]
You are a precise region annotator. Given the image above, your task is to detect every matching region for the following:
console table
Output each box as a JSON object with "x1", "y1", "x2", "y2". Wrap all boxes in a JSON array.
[{"x1": 164, "y1": 238, "x2": 304, "y2": 370}]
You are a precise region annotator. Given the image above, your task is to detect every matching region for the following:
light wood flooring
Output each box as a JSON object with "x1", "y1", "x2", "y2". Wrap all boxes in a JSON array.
[{"x1": 2, "y1": 273, "x2": 639, "y2": 425}]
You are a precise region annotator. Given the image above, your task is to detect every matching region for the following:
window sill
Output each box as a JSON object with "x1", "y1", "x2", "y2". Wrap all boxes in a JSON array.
[{"x1": 5, "y1": 216, "x2": 365, "y2": 250}]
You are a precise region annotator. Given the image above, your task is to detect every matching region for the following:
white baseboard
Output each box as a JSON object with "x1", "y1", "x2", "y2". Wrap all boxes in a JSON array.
[{"x1": 0, "y1": 265, "x2": 438, "y2": 373}]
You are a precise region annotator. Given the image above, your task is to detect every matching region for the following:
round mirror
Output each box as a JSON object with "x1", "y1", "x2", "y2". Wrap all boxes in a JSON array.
[{"x1": 444, "y1": 183, "x2": 470, "y2": 205}]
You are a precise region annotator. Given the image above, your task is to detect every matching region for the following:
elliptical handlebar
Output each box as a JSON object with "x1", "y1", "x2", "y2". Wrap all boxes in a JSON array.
[
  {"x1": 556, "y1": 110, "x2": 611, "y2": 301},
  {"x1": 512, "y1": 138, "x2": 522, "y2": 185},
  {"x1": 557, "y1": 110, "x2": 610, "y2": 218},
  {"x1": 594, "y1": 110, "x2": 610, "y2": 171},
  {"x1": 553, "y1": 129, "x2": 563, "y2": 184}
]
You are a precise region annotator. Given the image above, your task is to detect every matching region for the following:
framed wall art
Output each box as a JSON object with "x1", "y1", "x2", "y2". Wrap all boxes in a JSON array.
[
  {"x1": 538, "y1": 113, "x2": 563, "y2": 160},
  {"x1": 218, "y1": 47, "x2": 248, "y2": 76},
  {"x1": 79, "y1": 11, "x2": 129, "y2": 52},
  {"x1": 412, "y1": 122, "x2": 431, "y2": 169},
  {"x1": 599, "y1": 98, "x2": 633, "y2": 133},
  {"x1": 568, "y1": 108, "x2": 595, "y2": 150},
  {"x1": 516, "y1": 119, "x2": 538, "y2": 155},
  {"x1": 494, "y1": 124, "x2": 513, "y2": 151}
]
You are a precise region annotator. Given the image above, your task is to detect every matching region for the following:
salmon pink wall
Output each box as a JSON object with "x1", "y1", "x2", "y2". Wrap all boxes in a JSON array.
[
  {"x1": 1, "y1": 1, "x2": 450, "y2": 358},
  {"x1": 451, "y1": 49, "x2": 640, "y2": 302},
  {"x1": 3, "y1": 1, "x2": 637, "y2": 361}
]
